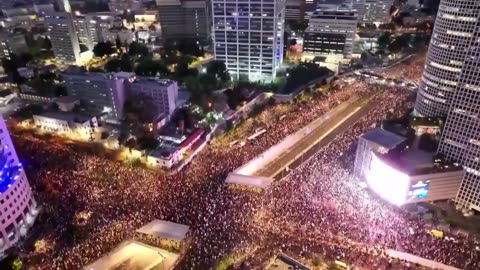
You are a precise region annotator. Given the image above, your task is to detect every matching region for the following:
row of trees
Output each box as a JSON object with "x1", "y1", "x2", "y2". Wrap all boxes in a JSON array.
[
  {"x1": 183, "y1": 61, "x2": 230, "y2": 109},
  {"x1": 377, "y1": 32, "x2": 429, "y2": 54},
  {"x1": 283, "y1": 62, "x2": 331, "y2": 93}
]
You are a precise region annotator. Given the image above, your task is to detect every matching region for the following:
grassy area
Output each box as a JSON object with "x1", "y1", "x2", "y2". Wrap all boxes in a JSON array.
[{"x1": 215, "y1": 255, "x2": 235, "y2": 270}]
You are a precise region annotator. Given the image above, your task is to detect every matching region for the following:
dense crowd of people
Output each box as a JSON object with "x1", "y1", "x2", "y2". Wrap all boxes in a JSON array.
[
  {"x1": 373, "y1": 54, "x2": 426, "y2": 83},
  {"x1": 11, "y1": 56, "x2": 480, "y2": 270}
]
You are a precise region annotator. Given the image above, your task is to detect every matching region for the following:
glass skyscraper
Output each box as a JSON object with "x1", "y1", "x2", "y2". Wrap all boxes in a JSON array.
[{"x1": 414, "y1": 0, "x2": 480, "y2": 211}]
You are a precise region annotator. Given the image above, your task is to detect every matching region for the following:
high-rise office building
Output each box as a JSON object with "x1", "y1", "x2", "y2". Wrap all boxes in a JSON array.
[
  {"x1": 0, "y1": 115, "x2": 39, "y2": 259},
  {"x1": 45, "y1": 12, "x2": 81, "y2": 64},
  {"x1": 285, "y1": 0, "x2": 305, "y2": 21},
  {"x1": 303, "y1": 4, "x2": 357, "y2": 59},
  {"x1": 427, "y1": 1, "x2": 480, "y2": 211},
  {"x1": 156, "y1": 0, "x2": 209, "y2": 41},
  {"x1": 361, "y1": 0, "x2": 393, "y2": 24},
  {"x1": 212, "y1": 0, "x2": 285, "y2": 82},
  {"x1": 414, "y1": 0, "x2": 479, "y2": 117},
  {"x1": 56, "y1": 0, "x2": 72, "y2": 13},
  {"x1": 73, "y1": 15, "x2": 99, "y2": 51},
  {"x1": 350, "y1": 0, "x2": 365, "y2": 21}
]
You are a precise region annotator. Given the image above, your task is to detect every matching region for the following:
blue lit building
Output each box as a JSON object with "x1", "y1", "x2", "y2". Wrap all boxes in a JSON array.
[{"x1": 0, "y1": 115, "x2": 38, "y2": 258}]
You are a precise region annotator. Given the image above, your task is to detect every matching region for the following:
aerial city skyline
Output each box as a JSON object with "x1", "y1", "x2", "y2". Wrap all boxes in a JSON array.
[{"x1": 0, "y1": 0, "x2": 479, "y2": 269}]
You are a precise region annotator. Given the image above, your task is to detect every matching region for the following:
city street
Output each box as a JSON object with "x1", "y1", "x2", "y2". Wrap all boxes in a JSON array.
[{"x1": 255, "y1": 96, "x2": 372, "y2": 178}]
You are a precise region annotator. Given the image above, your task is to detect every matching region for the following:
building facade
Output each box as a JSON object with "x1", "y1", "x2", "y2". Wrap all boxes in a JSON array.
[
  {"x1": 128, "y1": 78, "x2": 179, "y2": 117},
  {"x1": 63, "y1": 70, "x2": 131, "y2": 119},
  {"x1": 414, "y1": 0, "x2": 479, "y2": 117},
  {"x1": 108, "y1": 0, "x2": 142, "y2": 12},
  {"x1": 156, "y1": 0, "x2": 209, "y2": 41},
  {"x1": 285, "y1": 0, "x2": 305, "y2": 21},
  {"x1": 303, "y1": 5, "x2": 358, "y2": 59},
  {"x1": 73, "y1": 15, "x2": 99, "y2": 51},
  {"x1": 212, "y1": 0, "x2": 285, "y2": 82},
  {"x1": 33, "y1": 112, "x2": 98, "y2": 139},
  {"x1": 0, "y1": 31, "x2": 28, "y2": 60},
  {"x1": 0, "y1": 115, "x2": 38, "y2": 259},
  {"x1": 349, "y1": 0, "x2": 365, "y2": 21},
  {"x1": 361, "y1": 0, "x2": 393, "y2": 24},
  {"x1": 45, "y1": 12, "x2": 81, "y2": 64},
  {"x1": 432, "y1": 0, "x2": 480, "y2": 211},
  {"x1": 101, "y1": 27, "x2": 134, "y2": 45}
]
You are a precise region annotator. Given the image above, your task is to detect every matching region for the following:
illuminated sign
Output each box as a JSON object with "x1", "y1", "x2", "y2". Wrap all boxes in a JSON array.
[
  {"x1": 408, "y1": 180, "x2": 430, "y2": 199},
  {"x1": 366, "y1": 154, "x2": 409, "y2": 206}
]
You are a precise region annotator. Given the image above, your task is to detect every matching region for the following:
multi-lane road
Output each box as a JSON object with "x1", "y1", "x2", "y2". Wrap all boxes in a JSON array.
[{"x1": 254, "y1": 96, "x2": 374, "y2": 179}]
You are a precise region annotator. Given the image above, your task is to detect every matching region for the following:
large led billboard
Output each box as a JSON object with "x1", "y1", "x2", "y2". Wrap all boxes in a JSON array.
[
  {"x1": 408, "y1": 180, "x2": 430, "y2": 199},
  {"x1": 366, "y1": 154, "x2": 410, "y2": 205}
]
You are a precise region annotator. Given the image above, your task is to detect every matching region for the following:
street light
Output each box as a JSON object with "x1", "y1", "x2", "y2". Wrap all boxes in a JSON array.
[{"x1": 157, "y1": 252, "x2": 167, "y2": 270}]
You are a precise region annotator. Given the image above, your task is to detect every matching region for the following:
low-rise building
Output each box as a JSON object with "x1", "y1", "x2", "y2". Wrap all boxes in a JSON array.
[
  {"x1": 101, "y1": 27, "x2": 134, "y2": 45},
  {"x1": 353, "y1": 128, "x2": 464, "y2": 206},
  {"x1": 0, "y1": 76, "x2": 14, "y2": 91},
  {"x1": 55, "y1": 96, "x2": 80, "y2": 112},
  {"x1": 0, "y1": 90, "x2": 16, "y2": 106},
  {"x1": 128, "y1": 77, "x2": 179, "y2": 118},
  {"x1": 63, "y1": 69, "x2": 132, "y2": 119},
  {"x1": 17, "y1": 67, "x2": 34, "y2": 79},
  {"x1": 148, "y1": 128, "x2": 204, "y2": 169},
  {"x1": 33, "y1": 111, "x2": 98, "y2": 139}
]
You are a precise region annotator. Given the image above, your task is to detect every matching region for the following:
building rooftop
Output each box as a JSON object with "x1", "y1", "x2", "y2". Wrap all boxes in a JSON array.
[
  {"x1": 136, "y1": 220, "x2": 190, "y2": 241},
  {"x1": 35, "y1": 111, "x2": 93, "y2": 123},
  {"x1": 0, "y1": 90, "x2": 13, "y2": 98},
  {"x1": 83, "y1": 240, "x2": 179, "y2": 270},
  {"x1": 54, "y1": 96, "x2": 79, "y2": 104},
  {"x1": 150, "y1": 144, "x2": 178, "y2": 160},
  {"x1": 132, "y1": 77, "x2": 176, "y2": 86},
  {"x1": 114, "y1": 71, "x2": 135, "y2": 80},
  {"x1": 361, "y1": 128, "x2": 406, "y2": 150}
]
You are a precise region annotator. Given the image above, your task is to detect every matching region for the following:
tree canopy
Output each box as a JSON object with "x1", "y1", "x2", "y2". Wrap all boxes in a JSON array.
[
  {"x1": 377, "y1": 32, "x2": 392, "y2": 49},
  {"x1": 128, "y1": 42, "x2": 149, "y2": 57},
  {"x1": 206, "y1": 60, "x2": 230, "y2": 83},
  {"x1": 93, "y1": 41, "x2": 115, "y2": 57},
  {"x1": 135, "y1": 58, "x2": 169, "y2": 77}
]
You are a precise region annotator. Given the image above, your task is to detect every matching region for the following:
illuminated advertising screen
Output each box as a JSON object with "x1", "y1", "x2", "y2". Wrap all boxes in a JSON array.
[
  {"x1": 366, "y1": 154, "x2": 409, "y2": 206},
  {"x1": 408, "y1": 180, "x2": 430, "y2": 199}
]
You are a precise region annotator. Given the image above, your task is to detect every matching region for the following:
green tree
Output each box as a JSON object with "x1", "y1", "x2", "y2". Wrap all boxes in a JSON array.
[
  {"x1": 120, "y1": 54, "x2": 133, "y2": 72},
  {"x1": 104, "y1": 58, "x2": 121, "y2": 72},
  {"x1": 115, "y1": 36, "x2": 122, "y2": 50},
  {"x1": 206, "y1": 60, "x2": 230, "y2": 83},
  {"x1": 93, "y1": 41, "x2": 115, "y2": 57},
  {"x1": 288, "y1": 20, "x2": 308, "y2": 32},
  {"x1": 135, "y1": 58, "x2": 169, "y2": 76},
  {"x1": 128, "y1": 42, "x2": 149, "y2": 57},
  {"x1": 175, "y1": 56, "x2": 197, "y2": 78},
  {"x1": 55, "y1": 85, "x2": 67, "y2": 96},
  {"x1": 377, "y1": 32, "x2": 392, "y2": 49},
  {"x1": 379, "y1": 22, "x2": 396, "y2": 31},
  {"x1": 11, "y1": 258, "x2": 22, "y2": 270}
]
